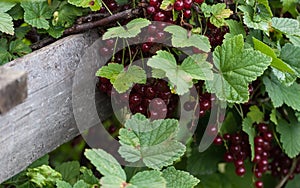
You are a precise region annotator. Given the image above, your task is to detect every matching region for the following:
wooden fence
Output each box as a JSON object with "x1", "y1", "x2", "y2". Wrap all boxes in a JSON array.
[{"x1": 0, "y1": 31, "x2": 112, "y2": 183}]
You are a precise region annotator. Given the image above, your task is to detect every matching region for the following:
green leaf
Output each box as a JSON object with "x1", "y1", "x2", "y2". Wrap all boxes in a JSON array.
[
  {"x1": 68, "y1": 0, "x2": 101, "y2": 11},
  {"x1": 21, "y1": 1, "x2": 52, "y2": 29},
  {"x1": 286, "y1": 173, "x2": 300, "y2": 188},
  {"x1": 225, "y1": 20, "x2": 246, "y2": 37},
  {"x1": 73, "y1": 180, "x2": 90, "y2": 188},
  {"x1": 115, "y1": 0, "x2": 129, "y2": 5},
  {"x1": 129, "y1": 170, "x2": 166, "y2": 188},
  {"x1": 15, "y1": 25, "x2": 31, "y2": 39},
  {"x1": 197, "y1": 173, "x2": 232, "y2": 188},
  {"x1": 164, "y1": 25, "x2": 211, "y2": 52},
  {"x1": 272, "y1": 17, "x2": 300, "y2": 35},
  {"x1": 252, "y1": 37, "x2": 294, "y2": 73},
  {"x1": 0, "y1": 1, "x2": 15, "y2": 12},
  {"x1": 96, "y1": 63, "x2": 124, "y2": 83},
  {"x1": 100, "y1": 176, "x2": 126, "y2": 188},
  {"x1": 205, "y1": 35, "x2": 271, "y2": 103},
  {"x1": 242, "y1": 105, "x2": 264, "y2": 161},
  {"x1": 96, "y1": 64, "x2": 146, "y2": 93},
  {"x1": 147, "y1": 51, "x2": 212, "y2": 95},
  {"x1": 160, "y1": 0, "x2": 175, "y2": 10},
  {"x1": 263, "y1": 75, "x2": 300, "y2": 111},
  {"x1": 114, "y1": 65, "x2": 147, "y2": 93},
  {"x1": 27, "y1": 165, "x2": 62, "y2": 187},
  {"x1": 162, "y1": 167, "x2": 200, "y2": 188},
  {"x1": 84, "y1": 149, "x2": 126, "y2": 180},
  {"x1": 56, "y1": 180, "x2": 72, "y2": 188},
  {"x1": 52, "y1": 3, "x2": 83, "y2": 28},
  {"x1": 288, "y1": 35, "x2": 300, "y2": 46},
  {"x1": 277, "y1": 114, "x2": 300, "y2": 158},
  {"x1": 0, "y1": 48, "x2": 12, "y2": 65},
  {"x1": 242, "y1": 117, "x2": 256, "y2": 161},
  {"x1": 118, "y1": 113, "x2": 186, "y2": 170},
  {"x1": 187, "y1": 146, "x2": 225, "y2": 176},
  {"x1": 238, "y1": 5, "x2": 271, "y2": 32},
  {"x1": 47, "y1": 25, "x2": 65, "y2": 38},
  {"x1": 7, "y1": 3, "x2": 24, "y2": 20},
  {"x1": 9, "y1": 39, "x2": 32, "y2": 57},
  {"x1": 103, "y1": 18, "x2": 151, "y2": 40},
  {"x1": 210, "y1": 3, "x2": 232, "y2": 28},
  {"x1": 270, "y1": 109, "x2": 278, "y2": 125},
  {"x1": 0, "y1": 12, "x2": 14, "y2": 35},
  {"x1": 79, "y1": 167, "x2": 99, "y2": 185},
  {"x1": 280, "y1": 43, "x2": 300, "y2": 77},
  {"x1": 55, "y1": 161, "x2": 80, "y2": 185},
  {"x1": 29, "y1": 154, "x2": 49, "y2": 168}
]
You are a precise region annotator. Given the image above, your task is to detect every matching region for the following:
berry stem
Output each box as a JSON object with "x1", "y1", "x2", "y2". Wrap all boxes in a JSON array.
[{"x1": 275, "y1": 157, "x2": 299, "y2": 188}]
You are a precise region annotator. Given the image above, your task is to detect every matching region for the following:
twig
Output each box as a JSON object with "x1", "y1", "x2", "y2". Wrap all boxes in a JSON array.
[
  {"x1": 30, "y1": 37, "x2": 55, "y2": 51},
  {"x1": 63, "y1": 8, "x2": 141, "y2": 35},
  {"x1": 76, "y1": 12, "x2": 110, "y2": 24},
  {"x1": 275, "y1": 157, "x2": 299, "y2": 188}
]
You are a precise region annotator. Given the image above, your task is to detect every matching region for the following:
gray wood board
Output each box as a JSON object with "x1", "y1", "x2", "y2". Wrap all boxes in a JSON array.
[
  {"x1": 0, "y1": 31, "x2": 112, "y2": 183},
  {"x1": 0, "y1": 68, "x2": 27, "y2": 114}
]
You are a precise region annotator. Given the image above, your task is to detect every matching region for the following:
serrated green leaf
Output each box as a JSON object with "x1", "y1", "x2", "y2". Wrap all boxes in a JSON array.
[
  {"x1": 0, "y1": 48, "x2": 12, "y2": 65},
  {"x1": 118, "y1": 114, "x2": 186, "y2": 169},
  {"x1": 129, "y1": 170, "x2": 166, "y2": 188},
  {"x1": 84, "y1": 149, "x2": 126, "y2": 180},
  {"x1": 56, "y1": 180, "x2": 72, "y2": 188},
  {"x1": 253, "y1": 37, "x2": 294, "y2": 73},
  {"x1": 100, "y1": 176, "x2": 126, "y2": 188},
  {"x1": 27, "y1": 165, "x2": 62, "y2": 187},
  {"x1": 272, "y1": 17, "x2": 300, "y2": 35},
  {"x1": 164, "y1": 25, "x2": 211, "y2": 52},
  {"x1": 147, "y1": 51, "x2": 212, "y2": 95},
  {"x1": 162, "y1": 167, "x2": 200, "y2": 188},
  {"x1": 7, "y1": 3, "x2": 23, "y2": 20},
  {"x1": 238, "y1": 5, "x2": 270, "y2": 32},
  {"x1": 55, "y1": 161, "x2": 80, "y2": 185},
  {"x1": 80, "y1": 167, "x2": 99, "y2": 185},
  {"x1": 277, "y1": 115, "x2": 300, "y2": 158},
  {"x1": 96, "y1": 63, "x2": 146, "y2": 93},
  {"x1": 21, "y1": 1, "x2": 52, "y2": 29},
  {"x1": 247, "y1": 105, "x2": 264, "y2": 123},
  {"x1": 225, "y1": 20, "x2": 246, "y2": 37},
  {"x1": 9, "y1": 39, "x2": 32, "y2": 57},
  {"x1": 160, "y1": 0, "x2": 175, "y2": 10},
  {"x1": 205, "y1": 35, "x2": 271, "y2": 103},
  {"x1": 210, "y1": 3, "x2": 232, "y2": 28},
  {"x1": 281, "y1": 43, "x2": 300, "y2": 77},
  {"x1": 52, "y1": 3, "x2": 83, "y2": 28},
  {"x1": 15, "y1": 25, "x2": 31, "y2": 39},
  {"x1": 0, "y1": 12, "x2": 14, "y2": 35},
  {"x1": 96, "y1": 63, "x2": 123, "y2": 82},
  {"x1": 47, "y1": 25, "x2": 65, "y2": 38},
  {"x1": 73, "y1": 180, "x2": 90, "y2": 188},
  {"x1": 263, "y1": 75, "x2": 300, "y2": 111},
  {"x1": 0, "y1": 1, "x2": 15, "y2": 12},
  {"x1": 113, "y1": 65, "x2": 147, "y2": 93},
  {"x1": 288, "y1": 35, "x2": 300, "y2": 46},
  {"x1": 103, "y1": 18, "x2": 151, "y2": 40},
  {"x1": 68, "y1": 0, "x2": 101, "y2": 11}
]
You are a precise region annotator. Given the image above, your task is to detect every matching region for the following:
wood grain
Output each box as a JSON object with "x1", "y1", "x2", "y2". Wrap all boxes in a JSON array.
[
  {"x1": 0, "y1": 31, "x2": 112, "y2": 183},
  {"x1": 0, "y1": 68, "x2": 27, "y2": 114}
]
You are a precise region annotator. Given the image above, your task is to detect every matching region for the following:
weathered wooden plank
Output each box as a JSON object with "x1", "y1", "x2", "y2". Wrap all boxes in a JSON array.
[
  {"x1": 0, "y1": 68, "x2": 27, "y2": 114},
  {"x1": 0, "y1": 31, "x2": 112, "y2": 183}
]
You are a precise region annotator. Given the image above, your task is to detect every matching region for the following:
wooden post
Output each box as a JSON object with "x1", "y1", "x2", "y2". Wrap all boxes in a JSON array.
[
  {"x1": 0, "y1": 68, "x2": 28, "y2": 114},
  {"x1": 0, "y1": 31, "x2": 113, "y2": 183}
]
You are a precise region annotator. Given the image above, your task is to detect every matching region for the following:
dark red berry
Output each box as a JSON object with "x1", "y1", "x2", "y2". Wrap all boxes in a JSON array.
[
  {"x1": 235, "y1": 166, "x2": 246, "y2": 176},
  {"x1": 174, "y1": 0, "x2": 184, "y2": 11}
]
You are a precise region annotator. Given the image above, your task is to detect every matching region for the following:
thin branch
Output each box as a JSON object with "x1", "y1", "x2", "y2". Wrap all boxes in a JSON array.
[
  {"x1": 63, "y1": 8, "x2": 141, "y2": 35},
  {"x1": 275, "y1": 157, "x2": 299, "y2": 188},
  {"x1": 30, "y1": 37, "x2": 55, "y2": 51}
]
